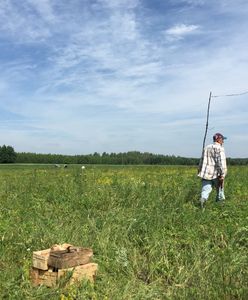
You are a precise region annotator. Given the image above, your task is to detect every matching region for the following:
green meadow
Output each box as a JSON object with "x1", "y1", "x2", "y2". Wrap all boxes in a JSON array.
[{"x1": 0, "y1": 165, "x2": 248, "y2": 299}]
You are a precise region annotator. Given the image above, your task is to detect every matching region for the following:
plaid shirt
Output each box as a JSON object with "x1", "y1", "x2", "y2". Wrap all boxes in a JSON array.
[{"x1": 198, "y1": 142, "x2": 227, "y2": 180}]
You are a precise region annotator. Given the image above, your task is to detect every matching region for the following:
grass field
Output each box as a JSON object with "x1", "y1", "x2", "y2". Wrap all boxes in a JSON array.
[{"x1": 0, "y1": 164, "x2": 248, "y2": 299}]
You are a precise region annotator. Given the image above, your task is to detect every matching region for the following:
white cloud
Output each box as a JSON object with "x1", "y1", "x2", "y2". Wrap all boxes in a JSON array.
[
  {"x1": 0, "y1": 0, "x2": 52, "y2": 42},
  {"x1": 96, "y1": 0, "x2": 139, "y2": 10},
  {"x1": 26, "y1": 0, "x2": 56, "y2": 23},
  {"x1": 180, "y1": 0, "x2": 205, "y2": 5},
  {"x1": 165, "y1": 24, "x2": 199, "y2": 40}
]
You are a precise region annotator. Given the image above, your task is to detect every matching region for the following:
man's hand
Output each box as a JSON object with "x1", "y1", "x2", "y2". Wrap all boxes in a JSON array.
[{"x1": 218, "y1": 176, "x2": 224, "y2": 188}]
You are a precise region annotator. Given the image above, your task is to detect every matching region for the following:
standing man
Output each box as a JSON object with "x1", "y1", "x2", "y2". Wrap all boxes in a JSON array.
[{"x1": 198, "y1": 133, "x2": 227, "y2": 208}]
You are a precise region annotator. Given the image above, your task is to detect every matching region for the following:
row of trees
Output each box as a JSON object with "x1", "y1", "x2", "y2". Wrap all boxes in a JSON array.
[
  {"x1": 0, "y1": 145, "x2": 247, "y2": 165},
  {"x1": 16, "y1": 151, "x2": 200, "y2": 165}
]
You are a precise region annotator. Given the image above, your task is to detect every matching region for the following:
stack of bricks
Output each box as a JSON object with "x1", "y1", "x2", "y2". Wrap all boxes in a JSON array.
[{"x1": 30, "y1": 243, "x2": 98, "y2": 287}]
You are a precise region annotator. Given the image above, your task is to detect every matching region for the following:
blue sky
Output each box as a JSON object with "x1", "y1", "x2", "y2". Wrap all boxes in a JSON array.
[{"x1": 0, "y1": 0, "x2": 247, "y2": 157}]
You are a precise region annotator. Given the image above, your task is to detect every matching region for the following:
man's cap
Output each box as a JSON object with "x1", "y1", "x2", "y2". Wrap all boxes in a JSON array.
[{"x1": 213, "y1": 133, "x2": 227, "y2": 141}]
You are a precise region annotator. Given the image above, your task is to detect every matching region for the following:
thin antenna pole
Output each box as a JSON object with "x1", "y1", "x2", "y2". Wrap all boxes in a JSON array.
[{"x1": 202, "y1": 91, "x2": 212, "y2": 153}]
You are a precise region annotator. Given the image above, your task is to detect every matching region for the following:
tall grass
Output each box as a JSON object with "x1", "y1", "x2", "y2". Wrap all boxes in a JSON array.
[{"x1": 0, "y1": 165, "x2": 247, "y2": 299}]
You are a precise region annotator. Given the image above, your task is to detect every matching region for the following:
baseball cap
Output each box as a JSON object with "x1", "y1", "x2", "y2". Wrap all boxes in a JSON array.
[{"x1": 213, "y1": 133, "x2": 227, "y2": 141}]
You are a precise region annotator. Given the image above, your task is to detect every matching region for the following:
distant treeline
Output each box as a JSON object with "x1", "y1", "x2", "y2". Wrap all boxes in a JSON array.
[
  {"x1": 15, "y1": 151, "x2": 248, "y2": 166},
  {"x1": 0, "y1": 145, "x2": 247, "y2": 165}
]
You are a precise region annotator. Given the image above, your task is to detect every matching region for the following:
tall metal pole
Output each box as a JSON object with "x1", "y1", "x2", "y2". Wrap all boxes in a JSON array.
[{"x1": 202, "y1": 91, "x2": 212, "y2": 153}]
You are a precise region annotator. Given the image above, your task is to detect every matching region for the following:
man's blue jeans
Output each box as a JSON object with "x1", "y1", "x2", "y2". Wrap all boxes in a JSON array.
[{"x1": 201, "y1": 178, "x2": 225, "y2": 202}]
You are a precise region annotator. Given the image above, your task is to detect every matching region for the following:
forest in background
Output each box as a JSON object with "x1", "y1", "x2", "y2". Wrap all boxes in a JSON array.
[{"x1": 0, "y1": 145, "x2": 247, "y2": 165}]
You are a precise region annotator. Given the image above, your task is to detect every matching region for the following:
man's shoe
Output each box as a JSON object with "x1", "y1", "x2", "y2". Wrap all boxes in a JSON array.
[
  {"x1": 218, "y1": 188, "x2": 225, "y2": 201},
  {"x1": 216, "y1": 198, "x2": 225, "y2": 205}
]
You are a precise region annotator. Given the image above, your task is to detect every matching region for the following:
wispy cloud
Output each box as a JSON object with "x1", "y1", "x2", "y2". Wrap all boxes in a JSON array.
[
  {"x1": 0, "y1": 1, "x2": 52, "y2": 42},
  {"x1": 26, "y1": 0, "x2": 56, "y2": 23},
  {"x1": 165, "y1": 24, "x2": 199, "y2": 40},
  {"x1": 166, "y1": 24, "x2": 199, "y2": 35}
]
